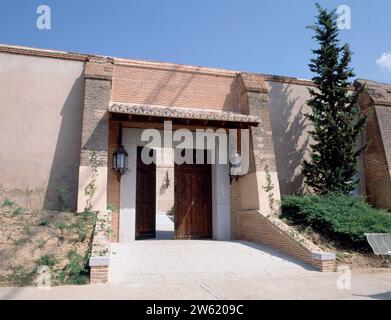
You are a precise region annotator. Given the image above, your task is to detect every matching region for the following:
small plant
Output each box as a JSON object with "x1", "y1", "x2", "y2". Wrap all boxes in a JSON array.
[
  {"x1": 13, "y1": 237, "x2": 29, "y2": 246},
  {"x1": 36, "y1": 238, "x2": 47, "y2": 249},
  {"x1": 57, "y1": 183, "x2": 69, "y2": 210},
  {"x1": 23, "y1": 187, "x2": 34, "y2": 209},
  {"x1": 38, "y1": 217, "x2": 50, "y2": 226},
  {"x1": 58, "y1": 249, "x2": 89, "y2": 285},
  {"x1": 55, "y1": 222, "x2": 69, "y2": 232},
  {"x1": 11, "y1": 207, "x2": 24, "y2": 217},
  {"x1": 1, "y1": 198, "x2": 14, "y2": 208},
  {"x1": 263, "y1": 164, "x2": 276, "y2": 214},
  {"x1": 34, "y1": 186, "x2": 45, "y2": 210},
  {"x1": 55, "y1": 222, "x2": 69, "y2": 242},
  {"x1": 103, "y1": 226, "x2": 113, "y2": 239},
  {"x1": 37, "y1": 253, "x2": 58, "y2": 267},
  {"x1": 23, "y1": 225, "x2": 33, "y2": 236},
  {"x1": 81, "y1": 210, "x2": 96, "y2": 221},
  {"x1": 96, "y1": 248, "x2": 109, "y2": 256},
  {"x1": 76, "y1": 225, "x2": 87, "y2": 242},
  {"x1": 107, "y1": 204, "x2": 117, "y2": 213}
]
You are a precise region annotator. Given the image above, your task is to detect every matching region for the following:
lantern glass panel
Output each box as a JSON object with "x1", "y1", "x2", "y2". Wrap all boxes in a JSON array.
[
  {"x1": 112, "y1": 154, "x2": 117, "y2": 170},
  {"x1": 117, "y1": 153, "x2": 124, "y2": 169}
]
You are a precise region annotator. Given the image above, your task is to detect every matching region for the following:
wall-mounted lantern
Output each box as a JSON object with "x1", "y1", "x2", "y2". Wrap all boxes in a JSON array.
[
  {"x1": 113, "y1": 124, "x2": 129, "y2": 178},
  {"x1": 113, "y1": 145, "x2": 128, "y2": 175},
  {"x1": 164, "y1": 171, "x2": 170, "y2": 188},
  {"x1": 229, "y1": 151, "x2": 242, "y2": 184}
]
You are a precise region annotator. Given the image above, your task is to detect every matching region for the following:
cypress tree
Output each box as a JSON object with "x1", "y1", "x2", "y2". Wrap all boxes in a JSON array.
[{"x1": 302, "y1": 4, "x2": 366, "y2": 194}]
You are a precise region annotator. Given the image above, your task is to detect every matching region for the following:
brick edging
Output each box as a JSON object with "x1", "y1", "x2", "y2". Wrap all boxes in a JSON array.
[
  {"x1": 89, "y1": 211, "x2": 112, "y2": 284},
  {"x1": 90, "y1": 265, "x2": 109, "y2": 284},
  {"x1": 238, "y1": 210, "x2": 336, "y2": 272}
]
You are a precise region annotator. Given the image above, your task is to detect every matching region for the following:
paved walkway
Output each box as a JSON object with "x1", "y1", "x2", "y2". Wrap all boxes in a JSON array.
[
  {"x1": 1, "y1": 239, "x2": 391, "y2": 300},
  {"x1": 1, "y1": 270, "x2": 390, "y2": 300},
  {"x1": 108, "y1": 240, "x2": 316, "y2": 284}
]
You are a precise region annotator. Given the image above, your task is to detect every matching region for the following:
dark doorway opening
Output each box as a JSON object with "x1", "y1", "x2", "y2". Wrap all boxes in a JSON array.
[{"x1": 135, "y1": 146, "x2": 156, "y2": 240}]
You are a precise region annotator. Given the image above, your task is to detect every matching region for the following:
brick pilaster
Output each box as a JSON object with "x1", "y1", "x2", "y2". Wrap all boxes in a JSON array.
[
  {"x1": 238, "y1": 73, "x2": 282, "y2": 215},
  {"x1": 77, "y1": 57, "x2": 113, "y2": 213}
]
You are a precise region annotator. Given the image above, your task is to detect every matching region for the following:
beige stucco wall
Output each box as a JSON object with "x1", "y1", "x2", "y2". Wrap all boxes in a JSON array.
[
  {"x1": 266, "y1": 81, "x2": 313, "y2": 196},
  {"x1": 156, "y1": 166, "x2": 174, "y2": 214},
  {"x1": 266, "y1": 80, "x2": 365, "y2": 196},
  {"x1": 77, "y1": 166, "x2": 108, "y2": 213},
  {"x1": 0, "y1": 52, "x2": 85, "y2": 210},
  {"x1": 239, "y1": 171, "x2": 281, "y2": 214},
  {"x1": 156, "y1": 147, "x2": 174, "y2": 214}
]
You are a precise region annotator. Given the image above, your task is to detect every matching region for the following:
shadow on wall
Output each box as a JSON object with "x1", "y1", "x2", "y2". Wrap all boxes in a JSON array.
[
  {"x1": 43, "y1": 77, "x2": 84, "y2": 211},
  {"x1": 222, "y1": 79, "x2": 240, "y2": 113},
  {"x1": 268, "y1": 82, "x2": 310, "y2": 196}
]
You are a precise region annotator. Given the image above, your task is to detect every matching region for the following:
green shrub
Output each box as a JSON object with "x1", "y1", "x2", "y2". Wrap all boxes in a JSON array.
[
  {"x1": 76, "y1": 226, "x2": 87, "y2": 242},
  {"x1": 107, "y1": 204, "x2": 117, "y2": 213},
  {"x1": 11, "y1": 207, "x2": 24, "y2": 217},
  {"x1": 81, "y1": 210, "x2": 97, "y2": 223},
  {"x1": 54, "y1": 222, "x2": 69, "y2": 231},
  {"x1": 37, "y1": 254, "x2": 58, "y2": 267},
  {"x1": 1, "y1": 198, "x2": 14, "y2": 208},
  {"x1": 58, "y1": 249, "x2": 89, "y2": 285},
  {"x1": 281, "y1": 193, "x2": 391, "y2": 249}
]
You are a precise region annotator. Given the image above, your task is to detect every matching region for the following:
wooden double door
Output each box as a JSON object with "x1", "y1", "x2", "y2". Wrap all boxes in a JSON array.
[
  {"x1": 136, "y1": 147, "x2": 213, "y2": 240},
  {"x1": 174, "y1": 150, "x2": 212, "y2": 239}
]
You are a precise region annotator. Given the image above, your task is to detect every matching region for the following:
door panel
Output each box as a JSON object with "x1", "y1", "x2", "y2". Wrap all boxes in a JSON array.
[
  {"x1": 174, "y1": 150, "x2": 212, "y2": 239},
  {"x1": 136, "y1": 147, "x2": 156, "y2": 240}
]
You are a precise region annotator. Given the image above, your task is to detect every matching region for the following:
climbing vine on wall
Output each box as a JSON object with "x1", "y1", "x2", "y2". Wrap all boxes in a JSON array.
[
  {"x1": 263, "y1": 164, "x2": 276, "y2": 215},
  {"x1": 84, "y1": 151, "x2": 99, "y2": 212}
]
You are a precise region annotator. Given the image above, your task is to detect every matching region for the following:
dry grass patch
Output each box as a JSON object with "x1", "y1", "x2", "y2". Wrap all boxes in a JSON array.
[{"x1": 0, "y1": 200, "x2": 96, "y2": 287}]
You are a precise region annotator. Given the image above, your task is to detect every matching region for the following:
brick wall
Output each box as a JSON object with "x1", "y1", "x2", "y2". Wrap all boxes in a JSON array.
[
  {"x1": 89, "y1": 210, "x2": 111, "y2": 284},
  {"x1": 362, "y1": 106, "x2": 391, "y2": 209},
  {"x1": 90, "y1": 266, "x2": 108, "y2": 284},
  {"x1": 108, "y1": 62, "x2": 248, "y2": 243},
  {"x1": 112, "y1": 63, "x2": 239, "y2": 111},
  {"x1": 108, "y1": 121, "x2": 121, "y2": 242},
  {"x1": 77, "y1": 58, "x2": 112, "y2": 213},
  {"x1": 238, "y1": 210, "x2": 336, "y2": 272}
]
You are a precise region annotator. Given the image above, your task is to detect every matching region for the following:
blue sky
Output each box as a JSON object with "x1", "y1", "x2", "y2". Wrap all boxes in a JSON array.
[{"x1": 1, "y1": 0, "x2": 390, "y2": 83}]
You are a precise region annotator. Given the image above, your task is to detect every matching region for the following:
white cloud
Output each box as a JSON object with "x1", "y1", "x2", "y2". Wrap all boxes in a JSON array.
[{"x1": 376, "y1": 52, "x2": 391, "y2": 72}]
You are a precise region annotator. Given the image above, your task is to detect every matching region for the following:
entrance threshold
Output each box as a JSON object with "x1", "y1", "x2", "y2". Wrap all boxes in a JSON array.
[{"x1": 155, "y1": 213, "x2": 174, "y2": 240}]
